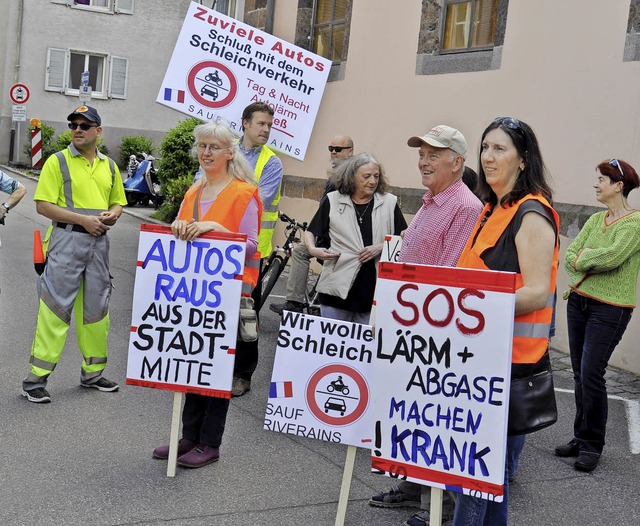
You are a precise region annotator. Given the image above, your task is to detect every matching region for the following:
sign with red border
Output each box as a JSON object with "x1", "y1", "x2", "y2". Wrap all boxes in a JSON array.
[
  {"x1": 372, "y1": 262, "x2": 517, "y2": 501},
  {"x1": 10, "y1": 83, "x2": 30, "y2": 104},
  {"x1": 156, "y1": 2, "x2": 331, "y2": 161},
  {"x1": 306, "y1": 363, "x2": 369, "y2": 426},
  {"x1": 265, "y1": 313, "x2": 375, "y2": 448},
  {"x1": 126, "y1": 224, "x2": 247, "y2": 398}
]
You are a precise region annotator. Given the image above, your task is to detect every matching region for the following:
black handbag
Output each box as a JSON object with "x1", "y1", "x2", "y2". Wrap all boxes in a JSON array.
[{"x1": 508, "y1": 352, "x2": 558, "y2": 435}]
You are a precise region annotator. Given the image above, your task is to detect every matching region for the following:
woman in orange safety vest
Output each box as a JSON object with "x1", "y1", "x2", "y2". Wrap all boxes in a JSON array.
[
  {"x1": 454, "y1": 117, "x2": 559, "y2": 526},
  {"x1": 152, "y1": 121, "x2": 261, "y2": 469}
]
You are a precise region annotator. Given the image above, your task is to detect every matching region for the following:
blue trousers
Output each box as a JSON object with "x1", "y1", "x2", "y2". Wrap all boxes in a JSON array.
[{"x1": 452, "y1": 435, "x2": 525, "y2": 526}]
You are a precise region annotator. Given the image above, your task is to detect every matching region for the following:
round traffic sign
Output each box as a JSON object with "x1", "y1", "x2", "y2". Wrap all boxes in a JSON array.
[
  {"x1": 187, "y1": 61, "x2": 237, "y2": 109},
  {"x1": 305, "y1": 364, "x2": 369, "y2": 426},
  {"x1": 10, "y1": 83, "x2": 30, "y2": 105}
]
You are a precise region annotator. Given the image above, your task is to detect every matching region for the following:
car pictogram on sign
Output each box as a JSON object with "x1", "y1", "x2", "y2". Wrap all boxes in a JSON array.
[{"x1": 324, "y1": 397, "x2": 347, "y2": 416}]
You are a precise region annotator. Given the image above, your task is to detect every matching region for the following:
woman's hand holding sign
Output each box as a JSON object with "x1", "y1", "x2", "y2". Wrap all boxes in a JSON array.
[{"x1": 172, "y1": 219, "x2": 230, "y2": 241}]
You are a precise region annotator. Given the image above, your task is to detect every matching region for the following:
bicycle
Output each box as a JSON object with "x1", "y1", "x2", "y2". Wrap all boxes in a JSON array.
[{"x1": 257, "y1": 211, "x2": 320, "y2": 315}]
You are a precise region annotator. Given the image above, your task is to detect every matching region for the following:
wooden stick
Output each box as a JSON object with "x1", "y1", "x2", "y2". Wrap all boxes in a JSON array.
[
  {"x1": 429, "y1": 487, "x2": 443, "y2": 526},
  {"x1": 334, "y1": 445, "x2": 357, "y2": 526},
  {"x1": 166, "y1": 391, "x2": 183, "y2": 478}
]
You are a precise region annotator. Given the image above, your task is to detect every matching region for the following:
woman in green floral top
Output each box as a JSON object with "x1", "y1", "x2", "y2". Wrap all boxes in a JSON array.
[{"x1": 556, "y1": 159, "x2": 640, "y2": 473}]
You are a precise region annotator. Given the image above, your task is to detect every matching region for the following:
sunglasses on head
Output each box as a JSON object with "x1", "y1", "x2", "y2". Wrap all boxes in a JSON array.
[
  {"x1": 493, "y1": 117, "x2": 522, "y2": 130},
  {"x1": 609, "y1": 158, "x2": 625, "y2": 179},
  {"x1": 68, "y1": 122, "x2": 97, "y2": 131},
  {"x1": 328, "y1": 145, "x2": 352, "y2": 153}
]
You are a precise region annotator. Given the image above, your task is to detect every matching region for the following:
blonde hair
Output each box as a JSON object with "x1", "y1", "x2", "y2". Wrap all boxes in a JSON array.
[{"x1": 192, "y1": 122, "x2": 255, "y2": 185}]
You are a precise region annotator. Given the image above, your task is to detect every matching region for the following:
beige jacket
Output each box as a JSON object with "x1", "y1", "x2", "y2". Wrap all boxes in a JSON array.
[{"x1": 316, "y1": 191, "x2": 398, "y2": 299}]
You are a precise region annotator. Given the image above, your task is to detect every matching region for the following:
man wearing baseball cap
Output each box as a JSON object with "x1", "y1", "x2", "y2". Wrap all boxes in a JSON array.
[
  {"x1": 22, "y1": 105, "x2": 127, "y2": 403},
  {"x1": 369, "y1": 125, "x2": 483, "y2": 526}
]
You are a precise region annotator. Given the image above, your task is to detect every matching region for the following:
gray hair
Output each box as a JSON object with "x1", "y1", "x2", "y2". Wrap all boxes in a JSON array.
[
  {"x1": 191, "y1": 122, "x2": 255, "y2": 185},
  {"x1": 330, "y1": 152, "x2": 389, "y2": 195}
]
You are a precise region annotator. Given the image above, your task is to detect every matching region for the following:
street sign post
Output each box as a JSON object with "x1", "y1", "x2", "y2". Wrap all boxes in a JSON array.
[
  {"x1": 79, "y1": 85, "x2": 92, "y2": 103},
  {"x1": 12, "y1": 104, "x2": 27, "y2": 122}
]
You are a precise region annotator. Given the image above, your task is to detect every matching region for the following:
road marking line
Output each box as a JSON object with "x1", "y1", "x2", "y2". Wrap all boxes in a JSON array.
[{"x1": 555, "y1": 387, "x2": 640, "y2": 454}]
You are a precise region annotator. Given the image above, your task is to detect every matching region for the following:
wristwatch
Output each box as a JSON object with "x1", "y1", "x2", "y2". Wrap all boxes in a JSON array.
[{"x1": 1, "y1": 203, "x2": 10, "y2": 212}]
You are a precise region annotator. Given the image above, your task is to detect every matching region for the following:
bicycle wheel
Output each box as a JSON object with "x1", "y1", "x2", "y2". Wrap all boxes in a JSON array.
[{"x1": 261, "y1": 256, "x2": 284, "y2": 306}]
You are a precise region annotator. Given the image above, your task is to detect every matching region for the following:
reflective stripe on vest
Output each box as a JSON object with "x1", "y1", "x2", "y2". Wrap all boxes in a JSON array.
[
  {"x1": 54, "y1": 150, "x2": 115, "y2": 215},
  {"x1": 178, "y1": 179, "x2": 262, "y2": 290},
  {"x1": 457, "y1": 195, "x2": 560, "y2": 364},
  {"x1": 254, "y1": 146, "x2": 280, "y2": 257}
]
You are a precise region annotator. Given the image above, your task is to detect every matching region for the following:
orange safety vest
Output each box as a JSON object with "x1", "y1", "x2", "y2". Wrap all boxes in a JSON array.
[
  {"x1": 457, "y1": 194, "x2": 559, "y2": 364},
  {"x1": 179, "y1": 179, "x2": 262, "y2": 291}
]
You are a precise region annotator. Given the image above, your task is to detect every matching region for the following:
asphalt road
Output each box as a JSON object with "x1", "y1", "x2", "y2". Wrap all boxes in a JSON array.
[{"x1": 0, "y1": 168, "x2": 638, "y2": 526}]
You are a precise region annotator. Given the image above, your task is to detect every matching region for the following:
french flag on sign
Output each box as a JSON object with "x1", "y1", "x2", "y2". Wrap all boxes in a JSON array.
[
  {"x1": 164, "y1": 88, "x2": 185, "y2": 103},
  {"x1": 269, "y1": 381, "x2": 293, "y2": 398}
]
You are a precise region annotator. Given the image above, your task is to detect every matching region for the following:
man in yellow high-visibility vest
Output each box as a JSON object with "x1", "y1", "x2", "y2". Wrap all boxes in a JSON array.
[
  {"x1": 233, "y1": 102, "x2": 283, "y2": 397},
  {"x1": 22, "y1": 105, "x2": 127, "y2": 403}
]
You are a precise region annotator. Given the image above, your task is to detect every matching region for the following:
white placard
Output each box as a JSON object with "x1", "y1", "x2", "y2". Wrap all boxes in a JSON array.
[
  {"x1": 126, "y1": 224, "x2": 246, "y2": 398},
  {"x1": 265, "y1": 312, "x2": 375, "y2": 447},
  {"x1": 380, "y1": 234, "x2": 403, "y2": 263},
  {"x1": 156, "y1": 1, "x2": 331, "y2": 161},
  {"x1": 372, "y1": 262, "x2": 516, "y2": 502}
]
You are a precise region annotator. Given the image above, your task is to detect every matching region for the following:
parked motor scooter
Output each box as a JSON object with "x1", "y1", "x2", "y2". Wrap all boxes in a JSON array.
[{"x1": 124, "y1": 152, "x2": 163, "y2": 208}]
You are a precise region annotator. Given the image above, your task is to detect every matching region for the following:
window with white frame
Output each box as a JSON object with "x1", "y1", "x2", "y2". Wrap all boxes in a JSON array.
[
  {"x1": 45, "y1": 48, "x2": 128, "y2": 99},
  {"x1": 441, "y1": 0, "x2": 498, "y2": 52},
  {"x1": 196, "y1": 0, "x2": 244, "y2": 19},
  {"x1": 50, "y1": 0, "x2": 134, "y2": 14}
]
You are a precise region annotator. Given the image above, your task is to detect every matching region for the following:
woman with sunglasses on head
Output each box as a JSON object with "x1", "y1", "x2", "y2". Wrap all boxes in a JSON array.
[
  {"x1": 455, "y1": 117, "x2": 559, "y2": 526},
  {"x1": 152, "y1": 121, "x2": 262, "y2": 468},
  {"x1": 556, "y1": 159, "x2": 640, "y2": 473}
]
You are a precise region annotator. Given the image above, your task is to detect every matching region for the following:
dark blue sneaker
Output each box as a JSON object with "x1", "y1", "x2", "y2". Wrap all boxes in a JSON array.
[
  {"x1": 22, "y1": 387, "x2": 51, "y2": 403},
  {"x1": 81, "y1": 377, "x2": 119, "y2": 392}
]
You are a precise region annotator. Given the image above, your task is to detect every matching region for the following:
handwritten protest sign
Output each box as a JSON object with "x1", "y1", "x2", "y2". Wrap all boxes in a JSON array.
[
  {"x1": 372, "y1": 262, "x2": 516, "y2": 501},
  {"x1": 380, "y1": 235, "x2": 403, "y2": 263},
  {"x1": 157, "y1": 1, "x2": 331, "y2": 161},
  {"x1": 126, "y1": 224, "x2": 246, "y2": 398},
  {"x1": 265, "y1": 311, "x2": 375, "y2": 447}
]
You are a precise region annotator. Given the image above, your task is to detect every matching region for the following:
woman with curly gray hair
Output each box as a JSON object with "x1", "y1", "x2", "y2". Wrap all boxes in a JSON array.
[{"x1": 304, "y1": 152, "x2": 406, "y2": 323}]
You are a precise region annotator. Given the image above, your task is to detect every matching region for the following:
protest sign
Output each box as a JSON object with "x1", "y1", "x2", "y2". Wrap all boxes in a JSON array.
[
  {"x1": 372, "y1": 262, "x2": 516, "y2": 501},
  {"x1": 380, "y1": 234, "x2": 403, "y2": 263},
  {"x1": 157, "y1": 1, "x2": 332, "y2": 161},
  {"x1": 265, "y1": 311, "x2": 375, "y2": 448},
  {"x1": 126, "y1": 224, "x2": 246, "y2": 398}
]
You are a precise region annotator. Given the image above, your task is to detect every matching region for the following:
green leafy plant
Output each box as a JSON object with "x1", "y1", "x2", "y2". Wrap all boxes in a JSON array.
[
  {"x1": 153, "y1": 117, "x2": 202, "y2": 223},
  {"x1": 119, "y1": 135, "x2": 155, "y2": 168}
]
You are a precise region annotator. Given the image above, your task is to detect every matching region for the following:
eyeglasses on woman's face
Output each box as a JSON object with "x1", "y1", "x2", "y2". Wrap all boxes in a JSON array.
[{"x1": 196, "y1": 143, "x2": 230, "y2": 154}]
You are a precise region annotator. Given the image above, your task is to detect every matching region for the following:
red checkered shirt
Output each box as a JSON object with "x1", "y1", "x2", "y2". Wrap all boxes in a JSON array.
[{"x1": 399, "y1": 179, "x2": 483, "y2": 266}]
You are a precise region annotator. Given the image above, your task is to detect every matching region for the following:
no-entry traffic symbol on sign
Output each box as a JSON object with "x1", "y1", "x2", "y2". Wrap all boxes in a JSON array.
[
  {"x1": 187, "y1": 61, "x2": 237, "y2": 109},
  {"x1": 305, "y1": 363, "x2": 369, "y2": 426},
  {"x1": 10, "y1": 83, "x2": 30, "y2": 105}
]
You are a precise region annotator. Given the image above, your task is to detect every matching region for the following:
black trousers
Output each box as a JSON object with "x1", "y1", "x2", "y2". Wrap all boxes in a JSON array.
[{"x1": 181, "y1": 394, "x2": 230, "y2": 448}]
